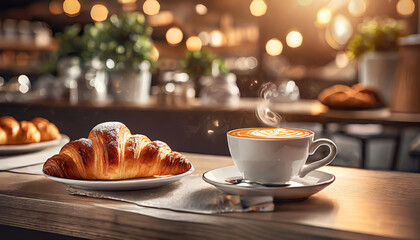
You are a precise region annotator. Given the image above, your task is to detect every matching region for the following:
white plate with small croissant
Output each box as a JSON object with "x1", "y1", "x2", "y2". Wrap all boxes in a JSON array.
[
  {"x1": 0, "y1": 135, "x2": 70, "y2": 155},
  {"x1": 43, "y1": 122, "x2": 194, "y2": 191},
  {"x1": 0, "y1": 116, "x2": 69, "y2": 154}
]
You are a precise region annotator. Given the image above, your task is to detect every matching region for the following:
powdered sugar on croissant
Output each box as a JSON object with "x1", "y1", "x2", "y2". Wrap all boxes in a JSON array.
[{"x1": 43, "y1": 122, "x2": 191, "y2": 180}]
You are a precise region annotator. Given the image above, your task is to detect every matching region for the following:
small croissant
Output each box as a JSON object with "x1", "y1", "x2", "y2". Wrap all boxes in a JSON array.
[
  {"x1": 31, "y1": 117, "x2": 61, "y2": 141},
  {"x1": 43, "y1": 122, "x2": 191, "y2": 180},
  {"x1": 0, "y1": 116, "x2": 41, "y2": 144}
]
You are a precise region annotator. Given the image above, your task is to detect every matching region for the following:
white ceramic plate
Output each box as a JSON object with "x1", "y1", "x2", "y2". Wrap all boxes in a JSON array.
[
  {"x1": 0, "y1": 135, "x2": 70, "y2": 155},
  {"x1": 44, "y1": 164, "x2": 195, "y2": 191},
  {"x1": 203, "y1": 166, "x2": 335, "y2": 200}
]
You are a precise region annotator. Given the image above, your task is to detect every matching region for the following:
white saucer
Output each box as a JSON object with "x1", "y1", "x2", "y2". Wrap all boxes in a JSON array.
[
  {"x1": 0, "y1": 135, "x2": 70, "y2": 155},
  {"x1": 202, "y1": 166, "x2": 335, "y2": 200},
  {"x1": 44, "y1": 164, "x2": 194, "y2": 191}
]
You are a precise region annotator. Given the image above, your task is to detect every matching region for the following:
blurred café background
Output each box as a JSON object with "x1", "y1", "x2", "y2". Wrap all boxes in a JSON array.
[{"x1": 0, "y1": 0, "x2": 419, "y2": 171}]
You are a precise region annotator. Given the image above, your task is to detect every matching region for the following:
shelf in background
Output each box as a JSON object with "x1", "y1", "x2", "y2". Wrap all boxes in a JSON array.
[{"x1": 0, "y1": 39, "x2": 57, "y2": 52}]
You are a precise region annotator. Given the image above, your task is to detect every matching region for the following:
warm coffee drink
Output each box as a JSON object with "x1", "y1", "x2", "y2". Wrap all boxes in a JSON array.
[
  {"x1": 228, "y1": 128, "x2": 313, "y2": 139},
  {"x1": 227, "y1": 127, "x2": 337, "y2": 184}
]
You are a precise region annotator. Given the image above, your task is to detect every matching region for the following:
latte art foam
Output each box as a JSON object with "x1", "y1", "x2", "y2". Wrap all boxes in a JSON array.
[{"x1": 228, "y1": 128, "x2": 313, "y2": 139}]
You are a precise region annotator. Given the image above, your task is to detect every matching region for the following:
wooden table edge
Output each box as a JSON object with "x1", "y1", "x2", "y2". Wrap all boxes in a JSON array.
[{"x1": 0, "y1": 189, "x2": 397, "y2": 240}]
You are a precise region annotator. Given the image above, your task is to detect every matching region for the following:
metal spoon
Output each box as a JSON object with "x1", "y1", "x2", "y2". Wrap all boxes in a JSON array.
[{"x1": 225, "y1": 177, "x2": 290, "y2": 188}]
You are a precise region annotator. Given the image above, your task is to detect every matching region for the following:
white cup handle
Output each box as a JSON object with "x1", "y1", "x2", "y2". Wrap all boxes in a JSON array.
[{"x1": 299, "y1": 138, "x2": 337, "y2": 177}]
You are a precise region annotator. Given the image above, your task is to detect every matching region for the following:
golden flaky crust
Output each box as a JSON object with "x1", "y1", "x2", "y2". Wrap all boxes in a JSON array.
[
  {"x1": 31, "y1": 117, "x2": 61, "y2": 141},
  {"x1": 0, "y1": 116, "x2": 20, "y2": 144},
  {"x1": 43, "y1": 122, "x2": 191, "y2": 180},
  {"x1": 0, "y1": 116, "x2": 60, "y2": 145},
  {"x1": 16, "y1": 121, "x2": 41, "y2": 144},
  {"x1": 0, "y1": 128, "x2": 7, "y2": 145}
]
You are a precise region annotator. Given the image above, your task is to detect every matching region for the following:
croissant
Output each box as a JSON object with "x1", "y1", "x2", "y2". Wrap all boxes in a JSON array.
[
  {"x1": 0, "y1": 116, "x2": 41, "y2": 144},
  {"x1": 0, "y1": 128, "x2": 7, "y2": 145},
  {"x1": 0, "y1": 116, "x2": 61, "y2": 145},
  {"x1": 43, "y1": 122, "x2": 191, "y2": 180},
  {"x1": 31, "y1": 117, "x2": 61, "y2": 141},
  {"x1": 0, "y1": 116, "x2": 20, "y2": 144}
]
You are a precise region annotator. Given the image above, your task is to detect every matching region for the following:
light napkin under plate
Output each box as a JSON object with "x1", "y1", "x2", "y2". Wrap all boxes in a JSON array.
[{"x1": 68, "y1": 174, "x2": 274, "y2": 214}]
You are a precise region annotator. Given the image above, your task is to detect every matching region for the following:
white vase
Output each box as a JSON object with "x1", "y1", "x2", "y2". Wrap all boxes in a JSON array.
[
  {"x1": 110, "y1": 62, "x2": 151, "y2": 103},
  {"x1": 358, "y1": 51, "x2": 399, "y2": 105}
]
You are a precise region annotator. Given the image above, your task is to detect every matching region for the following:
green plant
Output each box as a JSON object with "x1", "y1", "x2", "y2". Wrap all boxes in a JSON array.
[
  {"x1": 86, "y1": 12, "x2": 155, "y2": 71},
  {"x1": 180, "y1": 50, "x2": 228, "y2": 79},
  {"x1": 347, "y1": 17, "x2": 405, "y2": 59},
  {"x1": 41, "y1": 12, "x2": 155, "y2": 74},
  {"x1": 40, "y1": 24, "x2": 85, "y2": 74}
]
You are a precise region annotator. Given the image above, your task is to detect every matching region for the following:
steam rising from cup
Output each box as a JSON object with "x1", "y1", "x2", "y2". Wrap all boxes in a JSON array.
[
  {"x1": 256, "y1": 103, "x2": 282, "y2": 127},
  {"x1": 256, "y1": 82, "x2": 283, "y2": 128}
]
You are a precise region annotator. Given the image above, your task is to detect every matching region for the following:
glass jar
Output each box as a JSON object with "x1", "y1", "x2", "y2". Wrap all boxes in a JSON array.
[
  {"x1": 109, "y1": 61, "x2": 151, "y2": 103},
  {"x1": 156, "y1": 71, "x2": 195, "y2": 106},
  {"x1": 78, "y1": 58, "x2": 108, "y2": 103},
  {"x1": 56, "y1": 57, "x2": 81, "y2": 104},
  {"x1": 200, "y1": 73, "x2": 240, "y2": 106}
]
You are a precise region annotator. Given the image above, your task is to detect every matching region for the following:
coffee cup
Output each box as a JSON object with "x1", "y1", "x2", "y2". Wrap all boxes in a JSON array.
[{"x1": 227, "y1": 128, "x2": 337, "y2": 184}]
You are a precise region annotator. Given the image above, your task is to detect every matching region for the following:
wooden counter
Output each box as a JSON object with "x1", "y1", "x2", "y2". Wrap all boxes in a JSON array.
[
  {"x1": 1, "y1": 98, "x2": 420, "y2": 155},
  {"x1": 1, "y1": 152, "x2": 420, "y2": 240},
  {"x1": 2, "y1": 98, "x2": 420, "y2": 126}
]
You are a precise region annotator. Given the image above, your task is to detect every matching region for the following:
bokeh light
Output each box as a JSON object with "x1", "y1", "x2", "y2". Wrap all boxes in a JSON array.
[
  {"x1": 151, "y1": 46, "x2": 159, "y2": 61},
  {"x1": 165, "y1": 83, "x2": 175, "y2": 93},
  {"x1": 331, "y1": 14, "x2": 353, "y2": 45},
  {"x1": 210, "y1": 30, "x2": 224, "y2": 47},
  {"x1": 63, "y1": 0, "x2": 81, "y2": 17},
  {"x1": 232, "y1": 57, "x2": 258, "y2": 70},
  {"x1": 250, "y1": 0, "x2": 267, "y2": 17},
  {"x1": 265, "y1": 38, "x2": 283, "y2": 56},
  {"x1": 348, "y1": 0, "x2": 366, "y2": 17},
  {"x1": 198, "y1": 31, "x2": 210, "y2": 46},
  {"x1": 166, "y1": 27, "x2": 183, "y2": 45},
  {"x1": 143, "y1": 0, "x2": 160, "y2": 15},
  {"x1": 195, "y1": 4, "x2": 208, "y2": 15},
  {"x1": 396, "y1": 0, "x2": 415, "y2": 16},
  {"x1": 90, "y1": 4, "x2": 109, "y2": 22},
  {"x1": 286, "y1": 31, "x2": 303, "y2": 48},
  {"x1": 325, "y1": 28, "x2": 340, "y2": 49},
  {"x1": 335, "y1": 51, "x2": 350, "y2": 68},
  {"x1": 19, "y1": 84, "x2": 29, "y2": 94},
  {"x1": 18, "y1": 75, "x2": 30, "y2": 85},
  {"x1": 317, "y1": 7, "x2": 332, "y2": 25},
  {"x1": 106, "y1": 59, "x2": 115, "y2": 69},
  {"x1": 49, "y1": 0, "x2": 63, "y2": 15},
  {"x1": 186, "y1": 36, "x2": 202, "y2": 51}
]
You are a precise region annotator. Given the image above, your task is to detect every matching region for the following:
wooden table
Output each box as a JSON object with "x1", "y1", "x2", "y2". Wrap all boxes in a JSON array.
[{"x1": 1, "y1": 152, "x2": 419, "y2": 240}]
